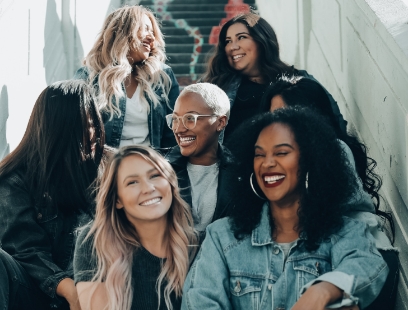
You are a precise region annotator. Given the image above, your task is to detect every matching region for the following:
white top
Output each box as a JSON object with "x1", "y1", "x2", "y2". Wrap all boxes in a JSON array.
[
  {"x1": 187, "y1": 162, "x2": 219, "y2": 232},
  {"x1": 120, "y1": 86, "x2": 150, "y2": 147}
]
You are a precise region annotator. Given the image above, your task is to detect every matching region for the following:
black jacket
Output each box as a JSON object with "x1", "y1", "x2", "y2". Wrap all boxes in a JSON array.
[{"x1": 160, "y1": 144, "x2": 237, "y2": 225}]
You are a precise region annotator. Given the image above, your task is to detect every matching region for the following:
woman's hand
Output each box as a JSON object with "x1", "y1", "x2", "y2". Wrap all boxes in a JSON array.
[
  {"x1": 56, "y1": 278, "x2": 82, "y2": 310},
  {"x1": 292, "y1": 281, "x2": 343, "y2": 310}
]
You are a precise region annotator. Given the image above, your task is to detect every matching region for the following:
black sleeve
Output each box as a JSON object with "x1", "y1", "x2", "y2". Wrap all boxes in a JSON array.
[
  {"x1": 161, "y1": 67, "x2": 179, "y2": 148},
  {"x1": 73, "y1": 224, "x2": 98, "y2": 284}
]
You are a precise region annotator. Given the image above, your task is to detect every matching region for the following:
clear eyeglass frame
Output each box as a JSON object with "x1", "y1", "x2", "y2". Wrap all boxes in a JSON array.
[{"x1": 165, "y1": 113, "x2": 217, "y2": 131}]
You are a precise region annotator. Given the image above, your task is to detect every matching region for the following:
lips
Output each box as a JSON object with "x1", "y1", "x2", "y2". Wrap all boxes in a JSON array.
[
  {"x1": 178, "y1": 135, "x2": 196, "y2": 147},
  {"x1": 139, "y1": 197, "x2": 161, "y2": 206},
  {"x1": 232, "y1": 54, "x2": 245, "y2": 62},
  {"x1": 262, "y1": 173, "x2": 285, "y2": 188}
]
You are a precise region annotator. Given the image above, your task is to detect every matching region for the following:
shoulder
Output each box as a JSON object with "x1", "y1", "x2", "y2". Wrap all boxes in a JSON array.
[
  {"x1": 205, "y1": 217, "x2": 237, "y2": 245},
  {"x1": 74, "y1": 66, "x2": 90, "y2": 80},
  {"x1": 0, "y1": 169, "x2": 28, "y2": 195},
  {"x1": 75, "y1": 223, "x2": 94, "y2": 248},
  {"x1": 332, "y1": 216, "x2": 368, "y2": 240}
]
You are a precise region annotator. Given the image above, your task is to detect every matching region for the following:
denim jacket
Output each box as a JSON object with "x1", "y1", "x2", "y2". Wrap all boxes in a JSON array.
[
  {"x1": 182, "y1": 203, "x2": 388, "y2": 310},
  {"x1": 0, "y1": 170, "x2": 92, "y2": 308},
  {"x1": 74, "y1": 64, "x2": 179, "y2": 148}
]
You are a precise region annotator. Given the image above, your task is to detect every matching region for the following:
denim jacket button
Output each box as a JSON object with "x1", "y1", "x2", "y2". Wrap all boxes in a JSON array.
[
  {"x1": 234, "y1": 280, "x2": 241, "y2": 293},
  {"x1": 268, "y1": 284, "x2": 272, "y2": 290},
  {"x1": 37, "y1": 213, "x2": 42, "y2": 220},
  {"x1": 273, "y1": 247, "x2": 280, "y2": 255}
]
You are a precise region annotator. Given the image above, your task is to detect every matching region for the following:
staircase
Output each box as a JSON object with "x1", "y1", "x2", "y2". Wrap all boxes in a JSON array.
[{"x1": 125, "y1": 0, "x2": 256, "y2": 87}]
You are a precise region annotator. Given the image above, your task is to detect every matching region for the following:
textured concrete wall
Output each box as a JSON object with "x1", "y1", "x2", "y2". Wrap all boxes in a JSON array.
[
  {"x1": 0, "y1": 0, "x2": 121, "y2": 158},
  {"x1": 256, "y1": 0, "x2": 408, "y2": 308}
]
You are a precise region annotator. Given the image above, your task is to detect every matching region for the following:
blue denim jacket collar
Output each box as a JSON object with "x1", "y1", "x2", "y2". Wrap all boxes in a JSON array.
[{"x1": 251, "y1": 202, "x2": 274, "y2": 247}]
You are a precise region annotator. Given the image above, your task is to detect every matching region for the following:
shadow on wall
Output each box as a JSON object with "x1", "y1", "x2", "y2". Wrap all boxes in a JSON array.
[
  {"x1": 0, "y1": 85, "x2": 10, "y2": 160},
  {"x1": 43, "y1": 0, "x2": 84, "y2": 85}
]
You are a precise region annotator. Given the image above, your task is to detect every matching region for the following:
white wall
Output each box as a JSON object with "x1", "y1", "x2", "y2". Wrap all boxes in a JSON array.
[
  {"x1": 256, "y1": 0, "x2": 408, "y2": 308},
  {"x1": 0, "y1": 0, "x2": 121, "y2": 157}
]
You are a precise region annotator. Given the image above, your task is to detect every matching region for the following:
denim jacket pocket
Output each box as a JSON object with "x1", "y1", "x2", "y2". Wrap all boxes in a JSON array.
[
  {"x1": 292, "y1": 256, "x2": 331, "y2": 298},
  {"x1": 229, "y1": 275, "x2": 262, "y2": 310},
  {"x1": 35, "y1": 200, "x2": 58, "y2": 241}
]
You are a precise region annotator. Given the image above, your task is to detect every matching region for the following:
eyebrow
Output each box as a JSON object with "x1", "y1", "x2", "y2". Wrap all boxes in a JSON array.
[
  {"x1": 123, "y1": 168, "x2": 158, "y2": 183},
  {"x1": 254, "y1": 143, "x2": 295, "y2": 150},
  {"x1": 226, "y1": 32, "x2": 250, "y2": 39}
]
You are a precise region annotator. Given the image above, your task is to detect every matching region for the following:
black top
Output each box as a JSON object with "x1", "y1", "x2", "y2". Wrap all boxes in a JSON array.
[
  {"x1": 74, "y1": 225, "x2": 181, "y2": 310},
  {"x1": 224, "y1": 78, "x2": 269, "y2": 142}
]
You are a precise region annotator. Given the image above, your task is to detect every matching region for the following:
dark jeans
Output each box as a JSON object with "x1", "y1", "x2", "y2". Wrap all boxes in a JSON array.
[
  {"x1": 0, "y1": 249, "x2": 49, "y2": 310},
  {"x1": 366, "y1": 250, "x2": 399, "y2": 310}
]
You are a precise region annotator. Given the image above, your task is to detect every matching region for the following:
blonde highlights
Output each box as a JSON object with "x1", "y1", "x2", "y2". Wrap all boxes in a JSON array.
[
  {"x1": 84, "y1": 145, "x2": 196, "y2": 310},
  {"x1": 84, "y1": 6, "x2": 171, "y2": 119}
]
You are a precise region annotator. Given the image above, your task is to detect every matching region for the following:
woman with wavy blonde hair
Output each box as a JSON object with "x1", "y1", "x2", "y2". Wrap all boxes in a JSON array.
[
  {"x1": 75, "y1": 5, "x2": 179, "y2": 148},
  {"x1": 74, "y1": 145, "x2": 196, "y2": 310}
]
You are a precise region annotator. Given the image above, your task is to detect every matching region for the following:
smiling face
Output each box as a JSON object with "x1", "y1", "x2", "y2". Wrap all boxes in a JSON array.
[
  {"x1": 127, "y1": 14, "x2": 155, "y2": 65},
  {"x1": 225, "y1": 22, "x2": 260, "y2": 77},
  {"x1": 173, "y1": 92, "x2": 225, "y2": 165},
  {"x1": 254, "y1": 123, "x2": 301, "y2": 207},
  {"x1": 116, "y1": 154, "x2": 172, "y2": 227}
]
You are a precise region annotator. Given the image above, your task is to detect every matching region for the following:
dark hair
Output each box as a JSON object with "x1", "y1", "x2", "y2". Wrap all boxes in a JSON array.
[
  {"x1": 225, "y1": 107, "x2": 357, "y2": 251},
  {"x1": 259, "y1": 76, "x2": 394, "y2": 240},
  {"x1": 201, "y1": 13, "x2": 294, "y2": 90},
  {"x1": 0, "y1": 80, "x2": 105, "y2": 214}
]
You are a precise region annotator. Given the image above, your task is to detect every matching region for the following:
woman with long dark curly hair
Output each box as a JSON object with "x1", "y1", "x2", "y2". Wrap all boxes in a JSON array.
[
  {"x1": 258, "y1": 76, "x2": 398, "y2": 310},
  {"x1": 201, "y1": 12, "x2": 346, "y2": 142},
  {"x1": 181, "y1": 108, "x2": 388, "y2": 310}
]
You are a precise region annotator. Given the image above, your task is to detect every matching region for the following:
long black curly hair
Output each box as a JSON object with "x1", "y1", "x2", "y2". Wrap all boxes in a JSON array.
[
  {"x1": 258, "y1": 76, "x2": 394, "y2": 241},
  {"x1": 201, "y1": 13, "x2": 294, "y2": 90},
  {"x1": 225, "y1": 107, "x2": 358, "y2": 251}
]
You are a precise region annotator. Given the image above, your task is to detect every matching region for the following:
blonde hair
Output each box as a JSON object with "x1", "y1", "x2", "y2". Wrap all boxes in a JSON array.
[
  {"x1": 84, "y1": 5, "x2": 171, "y2": 118},
  {"x1": 85, "y1": 145, "x2": 196, "y2": 310}
]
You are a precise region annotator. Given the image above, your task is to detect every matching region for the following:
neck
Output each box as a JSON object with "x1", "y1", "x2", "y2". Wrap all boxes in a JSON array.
[
  {"x1": 188, "y1": 142, "x2": 219, "y2": 166},
  {"x1": 269, "y1": 199, "x2": 300, "y2": 242},
  {"x1": 133, "y1": 217, "x2": 168, "y2": 258}
]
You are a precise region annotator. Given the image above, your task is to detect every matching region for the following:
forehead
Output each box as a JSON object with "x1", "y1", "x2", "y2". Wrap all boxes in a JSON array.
[
  {"x1": 256, "y1": 123, "x2": 297, "y2": 147},
  {"x1": 174, "y1": 92, "x2": 213, "y2": 114},
  {"x1": 117, "y1": 154, "x2": 155, "y2": 180},
  {"x1": 270, "y1": 95, "x2": 287, "y2": 112},
  {"x1": 226, "y1": 23, "x2": 250, "y2": 37},
  {"x1": 142, "y1": 13, "x2": 153, "y2": 28}
]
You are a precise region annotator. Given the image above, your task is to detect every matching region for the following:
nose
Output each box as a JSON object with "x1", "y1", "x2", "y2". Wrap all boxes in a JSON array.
[
  {"x1": 230, "y1": 41, "x2": 239, "y2": 51},
  {"x1": 174, "y1": 120, "x2": 187, "y2": 134},
  {"x1": 145, "y1": 30, "x2": 155, "y2": 43},
  {"x1": 141, "y1": 180, "x2": 155, "y2": 194},
  {"x1": 262, "y1": 155, "x2": 277, "y2": 169}
]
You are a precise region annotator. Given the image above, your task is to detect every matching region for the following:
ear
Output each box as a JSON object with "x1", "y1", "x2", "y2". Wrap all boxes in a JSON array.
[
  {"x1": 116, "y1": 199, "x2": 124, "y2": 210},
  {"x1": 216, "y1": 115, "x2": 228, "y2": 132}
]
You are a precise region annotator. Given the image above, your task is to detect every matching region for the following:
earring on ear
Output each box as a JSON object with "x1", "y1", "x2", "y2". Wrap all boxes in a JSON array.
[
  {"x1": 250, "y1": 173, "x2": 265, "y2": 200},
  {"x1": 305, "y1": 172, "x2": 309, "y2": 191}
]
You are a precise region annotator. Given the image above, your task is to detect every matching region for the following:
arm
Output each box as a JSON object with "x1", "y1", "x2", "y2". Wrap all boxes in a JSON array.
[
  {"x1": 296, "y1": 218, "x2": 388, "y2": 309},
  {"x1": 73, "y1": 225, "x2": 106, "y2": 310},
  {"x1": 0, "y1": 173, "x2": 72, "y2": 301},
  {"x1": 161, "y1": 67, "x2": 179, "y2": 148},
  {"x1": 182, "y1": 224, "x2": 232, "y2": 310}
]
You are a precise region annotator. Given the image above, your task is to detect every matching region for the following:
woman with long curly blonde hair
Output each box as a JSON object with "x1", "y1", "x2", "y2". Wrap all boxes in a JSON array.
[
  {"x1": 75, "y1": 5, "x2": 179, "y2": 148},
  {"x1": 74, "y1": 145, "x2": 196, "y2": 310}
]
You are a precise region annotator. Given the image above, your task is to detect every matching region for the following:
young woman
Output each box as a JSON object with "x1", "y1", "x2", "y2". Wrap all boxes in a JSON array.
[
  {"x1": 259, "y1": 76, "x2": 398, "y2": 309},
  {"x1": 74, "y1": 145, "x2": 197, "y2": 310},
  {"x1": 0, "y1": 80, "x2": 104, "y2": 310},
  {"x1": 75, "y1": 5, "x2": 179, "y2": 148},
  {"x1": 201, "y1": 12, "x2": 346, "y2": 141},
  {"x1": 182, "y1": 108, "x2": 388, "y2": 310},
  {"x1": 162, "y1": 83, "x2": 235, "y2": 238}
]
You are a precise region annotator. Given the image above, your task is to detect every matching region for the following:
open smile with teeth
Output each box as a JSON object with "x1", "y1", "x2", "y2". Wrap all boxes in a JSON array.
[
  {"x1": 232, "y1": 54, "x2": 245, "y2": 62},
  {"x1": 142, "y1": 43, "x2": 151, "y2": 51},
  {"x1": 140, "y1": 197, "x2": 161, "y2": 206},
  {"x1": 179, "y1": 136, "x2": 196, "y2": 146},
  {"x1": 264, "y1": 175, "x2": 285, "y2": 184}
]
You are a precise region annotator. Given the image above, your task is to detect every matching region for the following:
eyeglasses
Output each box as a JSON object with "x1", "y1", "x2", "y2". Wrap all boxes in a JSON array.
[{"x1": 165, "y1": 113, "x2": 217, "y2": 131}]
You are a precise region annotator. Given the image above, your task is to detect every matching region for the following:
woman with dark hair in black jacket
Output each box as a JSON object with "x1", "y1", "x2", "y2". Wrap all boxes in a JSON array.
[
  {"x1": 258, "y1": 76, "x2": 398, "y2": 310},
  {"x1": 0, "y1": 80, "x2": 104, "y2": 310}
]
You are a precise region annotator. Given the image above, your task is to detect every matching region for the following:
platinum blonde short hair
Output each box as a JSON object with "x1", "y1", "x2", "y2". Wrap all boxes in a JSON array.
[{"x1": 179, "y1": 83, "x2": 230, "y2": 120}]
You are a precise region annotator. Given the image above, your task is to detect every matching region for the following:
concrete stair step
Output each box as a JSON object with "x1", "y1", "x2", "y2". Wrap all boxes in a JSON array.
[
  {"x1": 164, "y1": 26, "x2": 214, "y2": 36},
  {"x1": 165, "y1": 35, "x2": 210, "y2": 44},
  {"x1": 163, "y1": 18, "x2": 223, "y2": 27},
  {"x1": 165, "y1": 4, "x2": 226, "y2": 12},
  {"x1": 168, "y1": 11, "x2": 226, "y2": 19},
  {"x1": 167, "y1": 53, "x2": 209, "y2": 64},
  {"x1": 166, "y1": 43, "x2": 215, "y2": 54},
  {"x1": 167, "y1": 63, "x2": 206, "y2": 74}
]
